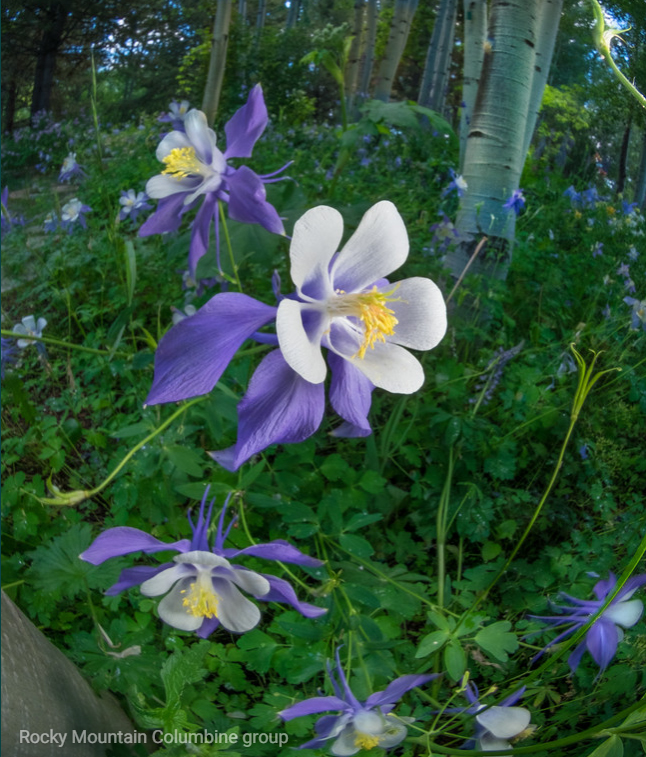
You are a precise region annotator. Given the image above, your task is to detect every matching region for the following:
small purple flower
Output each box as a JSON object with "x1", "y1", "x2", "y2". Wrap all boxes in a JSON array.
[
  {"x1": 503, "y1": 189, "x2": 525, "y2": 216},
  {"x1": 61, "y1": 198, "x2": 91, "y2": 231},
  {"x1": 456, "y1": 683, "x2": 532, "y2": 752},
  {"x1": 279, "y1": 648, "x2": 435, "y2": 753},
  {"x1": 58, "y1": 152, "x2": 86, "y2": 183},
  {"x1": 139, "y1": 84, "x2": 287, "y2": 276},
  {"x1": 624, "y1": 278, "x2": 636, "y2": 295},
  {"x1": 627, "y1": 245, "x2": 639, "y2": 262},
  {"x1": 1, "y1": 338, "x2": 18, "y2": 379},
  {"x1": 429, "y1": 213, "x2": 461, "y2": 254},
  {"x1": 12, "y1": 315, "x2": 47, "y2": 358},
  {"x1": 624, "y1": 297, "x2": 646, "y2": 331},
  {"x1": 563, "y1": 185, "x2": 581, "y2": 206},
  {"x1": 581, "y1": 186, "x2": 600, "y2": 209},
  {"x1": 1, "y1": 186, "x2": 26, "y2": 237},
  {"x1": 158, "y1": 99, "x2": 191, "y2": 132},
  {"x1": 118, "y1": 189, "x2": 152, "y2": 223},
  {"x1": 43, "y1": 211, "x2": 58, "y2": 233},
  {"x1": 602, "y1": 304, "x2": 611, "y2": 319},
  {"x1": 622, "y1": 200, "x2": 638, "y2": 215},
  {"x1": 530, "y1": 572, "x2": 646, "y2": 674},
  {"x1": 442, "y1": 168, "x2": 468, "y2": 198},
  {"x1": 616, "y1": 262, "x2": 630, "y2": 278},
  {"x1": 591, "y1": 241, "x2": 603, "y2": 258},
  {"x1": 578, "y1": 444, "x2": 589, "y2": 460},
  {"x1": 80, "y1": 489, "x2": 326, "y2": 637}
]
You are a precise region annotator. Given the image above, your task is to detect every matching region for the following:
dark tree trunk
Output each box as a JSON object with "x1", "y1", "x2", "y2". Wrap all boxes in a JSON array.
[
  {"x1": 616, "y1": 120, "x2": 631, "y2": 196},
  {"x1": 3, "y1": 79, "x2": 18, "y2": 133},
  {"x1": 31, "y1": 2, "x2": 67, "y2": 116}
]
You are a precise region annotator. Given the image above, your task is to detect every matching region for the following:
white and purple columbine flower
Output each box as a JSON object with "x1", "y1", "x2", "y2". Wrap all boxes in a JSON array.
[
  {"x1": 456, "y1": 682, "x2": 532, "y2": 752},
  {"x1": 280, "y1": 649, "x2": 435, "y2": 754},
  {"x1": 61, "y1": 198, "x2": 91, "y2": 231},
  {"x1": 12, "y1": 315, "x2": 47, "y2": 349},
  {"x1": 1, "y1": 186, "x2": 26, "y2": 237},
  {"x1": 503, "y1": 189, "x2": 525, "y2": 216},
  {"x1": 442, "y1": 168, "x2": 468, "y2": 198},
  {"x1": 624, "y1": 297, "x2": 646, "y2": 332},
  {"x1": 80, "y1": 489, "x2": 326, "y2": 637},
  {"x1": 158, "y1": 99, "x2": 191, "y2": 132},
  {"x1": 139, "y1": 84, "x2": 287, "y2": 276},
  {"x1": 530, "y1": 571, "x2": 646, "y2": 674},
  {"x1": 1, "y1": 338, "x2": 18, "y2": 379},
  {"x1": 118, "y1": 189, "x2": 152, "y2": 223},
  {"x1": 58, "y1": 152, "x2": 86, "y2": 183},
  {"x1": 144, "y1": 201, "x2": 447, "y2": 470}
]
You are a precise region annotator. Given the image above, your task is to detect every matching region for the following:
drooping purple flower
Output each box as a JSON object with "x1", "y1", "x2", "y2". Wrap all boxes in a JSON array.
[
  {"x1": 139, "y1": 85, "x2": 287, "y2": 276},
  {"x1": 624, "y1": 297, "x2": 646, "y2": 332},
  {"x1": 60, "y1": 198, "x2": 91, "y2": 231},
  {"x1": 118, "y1": 189, "x2": 152, "y2": 223},
  {"x1": 80, "y1": 488, "x2": 326, "y2": 637},
  {"x1": 1, "y1": 186, "x2": 26, "y2": 237},
  {"x1": 471, "y1": 341, "x2": 524, "y2": 406},
  {"x1": 43, "y1": 211, "x2": 58, "y2": 233},
  {"x1": 58, "y1": 152, "x2": 86, "y2": 183},
  {"x1": 1, "y1": 338, "x2": 18, "y2": 379},
  {"x1": 442, "y1": 168, "x2": 468, "y2": 198},
  {"x1": 144, "y1": 202, "x2": 447, "y2": 471},
  {"x1": 503, "y1": 189, "x2": 525, "y2": 216},
  {"x1": 279, "y1": 648, "x2": 435, "y2": 753},
  {"x1": 530, "y1": 572, "x2": 646, "y2": 674}
]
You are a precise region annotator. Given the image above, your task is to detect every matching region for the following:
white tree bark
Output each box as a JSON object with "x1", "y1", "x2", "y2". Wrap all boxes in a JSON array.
[
  {"x1": 256, "y1": 0, "x2": 266, "y2": 30},
  {"x1": 358, "y1": 0, "x2": 378, "y2": 99},
  {"x1": 418, "y1": 0, "x2": 458, "y2": 114},
  {"x1": 459, "y1": 0, "x2": 487, "y2": 171},
  {"x1": 202, "y1": 0, "x2": 233, "y2": 124},
  {"x1": 373, "y1": 0, "x2": 419, "y2": 102},
  {"x1": 345, "y1": 0, "x2": 366, "y2": 112}
]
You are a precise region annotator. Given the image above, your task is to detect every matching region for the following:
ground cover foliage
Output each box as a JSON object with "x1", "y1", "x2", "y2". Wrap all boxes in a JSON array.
[{"x1": 2, "y1": 87, "x2": 646, "y2": 757}]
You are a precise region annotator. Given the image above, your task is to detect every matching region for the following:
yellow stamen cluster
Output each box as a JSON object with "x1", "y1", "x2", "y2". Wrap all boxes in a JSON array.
[
  {"x1": 354, "y1": 286, "x2": 400, "y2": 359},
  {"x1": 181, "y1": 578, "x2": 219, "y2": 618},
  {"x1": 162, "y1": 147, "x2": 202, "y2": 180},
  {"x1": 353, "y1": 732, "x2": 381, "y2": 750}
]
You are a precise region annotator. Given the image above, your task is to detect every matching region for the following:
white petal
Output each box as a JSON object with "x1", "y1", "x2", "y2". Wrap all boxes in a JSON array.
[
  {"x1": 175, "y1": 550, "x2": 231, "y2": 569},
  {"x1": 36, "y1": 318, "x2": 47, "y2": 333},
  {"x1": 140, "y1": 564, "x2": 193, "y2": 596},
  {"x1": 156, "y1": 130, "x2": 192, "y2": 161},
  {"x1": 157, "y1": 579, "x2": 204, "y2": 631},
  {"x1": 228, "y1": 567, "x2": 270, "y2": 597},
  {"x1": 330, "y1": 727, "x2": 360, "y2": 757},
  {"x1": 476, "y1": 707, "x2": 531, "y2": 739},
  {"x1": 604, "y1": 599, "x2": 643, "y2": 628},
  {"x1": 331, "y1": 201, "x2": 409, "y2": 293},
  {"x1": 214, "y1": 580, "x2": 262, "y2": 633},
  {"x1": 388, "y1": 278, "x2": 447, "y2": 350},
  {"x1": 146, "y1": 174, "x2": 193, "y2": 199},
  {"x1": 276, "y1": 299, "x2": 328, "y2": 384},
  {"x1": 184, "y1": 109, "x2": 218, "y2": 165},
  {"x1": 352, "y1": 711, "x2": 383, "y2": 735},
  {"x1": 478, "y1": 734, "x2": 512, "y2": 751},
  {"x1": 289, "y1": 205, "x2": 343, "y2": 299},
  {"x1": 378, "y1": 716, "x2": 408, "y2": 748},
  {"x1": 21, "y1": 315, "x2": 36, "y2": 332}
]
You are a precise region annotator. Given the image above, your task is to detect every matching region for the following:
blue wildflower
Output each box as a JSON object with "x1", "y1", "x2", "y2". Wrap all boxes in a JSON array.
[{"x1": 503, "y1": 189, "x2": 525, "y2": 216}]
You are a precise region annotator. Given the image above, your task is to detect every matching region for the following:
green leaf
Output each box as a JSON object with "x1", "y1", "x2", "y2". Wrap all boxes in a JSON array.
[
  {"x1": 339, "y1": 533, "x2": 374, "y2": 558},
  {"x1": 475, "y1": 620, "x2": 519, "y2": 662},
  {"x1": 444, "y1": 641, "x2": 467, "y2": 681},
  {"x1": 343, "y1": 512, "x2": 383, "y2": 532},
  {"x1": 482, "y1": 541, "x2": 502, "y2": 562},
  {"x1": 109, "y1": 421, "x2": 151, "y2": 439},
  {"x1": 585, "y1": 735, "x2": 624, "y2": 757},
  {"x1": 416, "y1": 630, "x2": 450, "y2": 658},
  {"x1": 164, "y1": 445, "x2": 204, "y2": 477},
  {"x1": 236, "y1": 629, "x2": 278, "y2": 673},
  {"x1": 358, "y1": 470, "x2": 387, "y2": 494},
  {"x1": 161, "y1": 642, "x2": 210, "y2": 704}
]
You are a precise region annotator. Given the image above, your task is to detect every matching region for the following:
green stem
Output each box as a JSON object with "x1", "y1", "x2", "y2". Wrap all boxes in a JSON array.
[
  {"x1": 1, "y1": 330, "x2": 129, "y2": 358},
  {"x1": 218, "y1": 201, "x2": 242, "y2": 292}
]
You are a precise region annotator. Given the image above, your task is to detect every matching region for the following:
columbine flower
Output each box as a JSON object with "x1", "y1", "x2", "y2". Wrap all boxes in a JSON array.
[
  {"x1": 58, "y1": 152, "x2": 86, "y2": 182},
  {"x1": 139, "y1": 84, "x2": 287, "y2": 276},
  {"x1": 457, "y1": 682, "x2": 532, "y2": 752},
  {"x1": 591, "y1": 241, "x2": 603, "y2": 258},
  {"x1": 43, "y1": 211, "x2": 58, "y2": 233},
  {"x1": 61, "y1": 198, "x2": 91, "y2": 231},
  {"x1": 628, "y1": 245, "x2": 639, "y2": 262},
  {"x1": 1, "y1": 186, "x2": 26, "y2": 237},
  {"x1": 159, "y1": 99, "x2": 191, "y2": 131},
  {"x1": 624, "y1": 297, "x2": 646, "y2": 332},
  {"x1": 617, "y1": 263, "x2": 630, "y2": 278},
  {"x1": 279, "y1": 649, "x2": 435, "y2": 754},
  {"x1": 118, "y1": 189, "x2": 152, "y2": 223},
  {"x1": 80, "y1": 489, "x2": 326, "y2": 637},
  {"x1": 624, "y1": 278, "x2": 636, "y2": 294},
  {"x1": 1, "y1": 338, "x2": 18, "y2": 379},
  {"x1": 144, "y1": 202, "x2": 447, "y2": 470},
  {"x1": 12, "y1": 315, "x2": 47, "y2": 349},
  {"x1": 530, "y1": 572, "x2": 646, "y2": 674},
  {"x1": 503, "y1": 189, "x2": 525, "y2": 216},
  {"x1": 581, "y1": 186, "x2": 600, "y2": 209},
  {"x1": 442, "y1": 168, "x2": 468, "y2": 198},
  {"x1": 563, "y1": 185, "x2": 581, "y2": 207}
]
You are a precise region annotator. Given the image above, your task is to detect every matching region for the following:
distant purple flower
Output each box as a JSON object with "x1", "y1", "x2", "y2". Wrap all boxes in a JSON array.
[
  {"x1": 171, "y1": 304, "x2": 197, "y2": 325},
  {"x1": 578, "y1": 444, "x2": 588, "y2": 460},
  {"x1": 616, "y1": 262, "x2": 630, "y2": 278},
  {"x1": 13, "y1": 315, "x2": 47, "y2": 348},
  {"x1": 144, "y1": 202, "x2": 447, "y2": 471},
  {"x1": 471, "y1": 341, "x2": 524, "y2": 406},
  {"x1": 624, "y1": 278, "x2": 636, "y2": 295},
  {"x1": 503, "y1": 189, "x2": 525, "y2": 216},
  {"x1": 602, "y1": 304, "x2": 611, "y2": 319},
  {"x1": 429, "y1": 213, "x2": 462, "y2": 254},
  {"x1": 1, "y1": 338, "x2": 18, "y2": 379},
  {"x1": 622, "y1": 200, "x2": 638, "y2": 215},
  {"x1": 61, "y1": 198, "x2": 91, "y2": 231},
  {"x1": 591, "y1": 241, "x2": 603, "y2": 258},
  {"x1": 627, "y1": 245, "x2": 639, "y2": 262},
  {"x1": 58, "y1": 152, "x2": 86, "y2": 183},
  {"x1": 118, "y1": 189, "x2": 152, "y2": 223},
  {"x1": 581, "y1": 186, "x2": 600, "y2": 209},
  {"x1": 280, "y1": 648, "x2": 435, "y2": 753},
  {"x1": 442, "y1": 168, "x2": 468, "y2": 198},
  {"x1": 139, "y1": 84, "x2": 287, "y2": 276},
  {"x1": 624, "y1": 297, "x2": 646, "y2": 331},
  {"x1": 80, "y1": 488, "x2": 325, "y2": 637},
  {"x1": 563, "y1": 185, "x2": 581, "y2": 206},
  {"x1": 158, "y1": 100, "x2": 191, "y2": 132},
  {"x1": 530, "y1": 572, "x2": 646, "y2": 674},
  {"x1": 43, "y1": 212, "x2": 58, "y2": 233},
  {"x1": 1, "y1": 186, "x2": 26, "y2": 237}
]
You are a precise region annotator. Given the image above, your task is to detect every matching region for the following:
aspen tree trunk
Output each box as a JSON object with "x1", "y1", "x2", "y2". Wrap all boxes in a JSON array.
[
  {"x1": 448, "y1": 0, "x2": 562, "y2": 283},
  {"x1": 636, "y1": 129, "x2": 646, "y2": 209},
  {"x1": 286, "y1": 0, "x2": 301, "y2": 29},
  {"x1": 358, "y1": 0, "x2": 378, "y2": 100},
  {"x1": 459, "y1": 0, "x2": 486, "y2": 171},
  {"x1": 31, "y1": 1, "x2": 67, "y2": 116},
  {"x1": 256, "y1": 0, "x2": 266, "y2": 31},
  {"x1": 373, "y1": 0, "x2": 419, "y2": 102},
  {"x1": 616, "y1": 120, "x2": 631, "y2": 196},
  {"x1": 202, "y1": 0, "x2": 233, "y2": 124},
  {"x1": 418, "y1": 0, "x2": 458, "y2": 113},
  {"x1": 345, "y1": 0, "x2": 366, "y2": 114}
]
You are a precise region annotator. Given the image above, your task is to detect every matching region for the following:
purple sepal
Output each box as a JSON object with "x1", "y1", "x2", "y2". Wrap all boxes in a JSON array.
[
  {"x1": 585, "y1": 618, "x2": 619, "y2": 670},
  {"x1": 188, "y1": 192, "x2": 218, "y2": 276},
  {"x1": 280, "y1": 696, "x2": 348, "y2": 721},
  {"x1": 196, "y1": 616, "x2": 221, "y2": 638},
  {"x1": 261, "y1": 574, "x2": 327, "y2": 617},
  {"x1": 80, "y1": 527, "x2": 191, "y2": 564},
  {"x1": 106, "y1": 564, "x2": 170, "y2": 595},
  {"x1": 139, "y1": 193, "x2": 191, "y2": 237},
  {"x1": 224, "y1": 540, "x2": 323, "y2": 566},
  {"x1": 224, "y1": 84, "x2": 268, "y2": 160},
  {"x1": 146, "y1": 293, "x2": 276, "y2": 404},
  {"x1": 209, "y1": 350, "x2": 325, "y2": 471},
  {"x1": 328, "y1": 352, "x2": 373, "y2": 438},
  {"x1": 227, "y1": 166, "x2": 285, "y2": 235},
  {"x1": 365, "y1": 674, "x2": 437, "y2": 709}
]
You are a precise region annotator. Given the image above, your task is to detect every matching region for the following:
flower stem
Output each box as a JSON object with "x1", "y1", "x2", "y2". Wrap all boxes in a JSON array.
[
  {"x1": 218, "y1": 201, "x2": 243, "y2": 292},
  {"x1": 0, "y1": 330, "x2": 129, "y2": 358}
]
